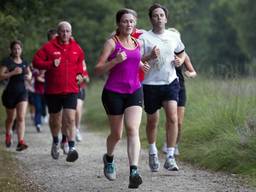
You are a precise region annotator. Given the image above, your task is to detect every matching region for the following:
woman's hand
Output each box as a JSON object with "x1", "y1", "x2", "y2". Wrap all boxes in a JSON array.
[{"x1": 115, "y1": 51, "x2": 127, "y2": 64}]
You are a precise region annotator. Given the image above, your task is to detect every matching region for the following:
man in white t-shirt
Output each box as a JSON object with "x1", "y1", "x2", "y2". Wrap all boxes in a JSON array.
[{"x1": 139, "y1": 3, "x2": 186, "y2": 172}]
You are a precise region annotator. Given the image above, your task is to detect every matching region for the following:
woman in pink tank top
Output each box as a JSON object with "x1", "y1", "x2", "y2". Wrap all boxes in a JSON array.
[{"x1": 95, "y1": 8, "x2": 148, "y2": 189}]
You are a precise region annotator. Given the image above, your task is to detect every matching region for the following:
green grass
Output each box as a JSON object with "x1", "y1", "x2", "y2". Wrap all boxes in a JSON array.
[
  {"x1": 179, "y1": 77, "x2": 256, "y2": 185},
  {"x1": 85, "y1": 77, "x2": 256, "y2": 186}
]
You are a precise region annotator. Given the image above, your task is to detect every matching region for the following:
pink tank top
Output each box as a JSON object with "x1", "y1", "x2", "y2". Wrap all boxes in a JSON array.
[{"x1": 104, "y1": 36, "x2": 141, "y2": 94}]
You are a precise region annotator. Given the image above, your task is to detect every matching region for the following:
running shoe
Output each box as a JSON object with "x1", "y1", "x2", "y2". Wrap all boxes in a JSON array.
[
  {"x1": 75, "y1": 129, "x2": 82, "y2": 142},
  {"x1": 42, "y1": 116, "x2": 49, "y2": 124},
  {"x1": 5, "y1": 133, "x2": 12, "y2": 148},
  {"x1": 149, "y1": 153, "x2": 160, "y2": 172},
  {"x1": 16, "y1": 143, "x2": 28, "y2": 151},
  {"x1": 103, "y1": 154, "x2": 116, "y2": 181},
  {"x1": 128, "y1": 169, "x2": 143, "y2": 189},
  {"x1": 164, "y1": 156, "x2": 179, "y2": 171},
  {"x1": 66, "y1": 147, "x2": 79, "y2": 162},
  {"x1": 36, "y1": 124, "x2": 41, "y2": 133},
  {"x1": 60, "y1": 141, "x2": 69, "y2": 155},
  {"x1": 51, "y1": 142, "x2": 60, "y2": 160}
]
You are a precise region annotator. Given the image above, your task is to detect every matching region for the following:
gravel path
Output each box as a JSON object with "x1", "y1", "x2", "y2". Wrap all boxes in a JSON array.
[{"x1": 5, "y1": 120, "x2": 256, "y2": 192}]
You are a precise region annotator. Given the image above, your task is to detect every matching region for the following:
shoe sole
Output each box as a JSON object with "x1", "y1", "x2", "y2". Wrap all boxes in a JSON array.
[
  {"x1": 164, "y1": 165, "x2": 179, "y2": 171},
  {"x1": 51, "y1": 152, "x2": 60, "y2": 160},
  {"x1": 16, "y1": 144, "x2": 28, "y2": 151},
  {"x1": 128, "y1": 175, "x2": 143, "y2": 189},
  {"x1": 150, "y1": 166, "x2": 160, "y2": 172},
  {"x1": 66, "y1": 150, "x2": 79, "y2": 162}
]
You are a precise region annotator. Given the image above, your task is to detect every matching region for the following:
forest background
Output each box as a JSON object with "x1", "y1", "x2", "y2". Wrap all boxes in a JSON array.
[{"x1": 0, "y1": 0, "x2": 255, "y2": 77}]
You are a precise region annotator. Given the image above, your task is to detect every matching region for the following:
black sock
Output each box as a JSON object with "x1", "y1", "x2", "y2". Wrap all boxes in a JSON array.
[
  {"x1": 106, "y1": 154, "x2": 114, "y2": 163},
  {"x1": 68, "y1": 140, "x2": 75, "y2": 148},
  {"x1": 53, "y1": 136, "x2": 59, "y2": 145},
  {"x1": 61, "y1": 134, "x2": 67, "y2": 143},
  {"x1": 130, "y1": 165, "x2": 138, "y2": 175}
]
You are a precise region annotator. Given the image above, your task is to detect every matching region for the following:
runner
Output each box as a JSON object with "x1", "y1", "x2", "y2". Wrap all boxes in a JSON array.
[
  {"x1": 75, "y1": 60, "x2": 90, "y2": 142},
  {"x1": 32, "y1": 29, "x2": 58, "y2": 133},
  {"x1": 33, "y1": 21, "x2": 85, "y2": 162},
  {"x1": 0, "y1": 40, "x2": 31, "y2": 151},
  {"x1": 139, "y1": 3, "x2": 186, "y2": 172},
  {"x1": 162, "y1": 29, "x2": 197, "y2": 155},
  {"x1": 94, "y1": 8, "x2": 148, "y2": 189}
]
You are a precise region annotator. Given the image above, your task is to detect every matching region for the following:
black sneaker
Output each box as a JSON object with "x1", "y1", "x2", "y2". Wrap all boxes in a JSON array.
[
  {"x1": 128, "y1": 170, "x2": 142, "y2": 189},
  {"x1": 16, "y1": 143, "x2": 28, "y2": 151},
  {"x1": 66, "y1": 148, "x2": 79, "y2": 162}
]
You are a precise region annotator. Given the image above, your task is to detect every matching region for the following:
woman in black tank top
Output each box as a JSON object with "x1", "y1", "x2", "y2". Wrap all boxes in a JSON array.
[{"x1": 0, "y1": 40, "x2": 31, "y2": 151}]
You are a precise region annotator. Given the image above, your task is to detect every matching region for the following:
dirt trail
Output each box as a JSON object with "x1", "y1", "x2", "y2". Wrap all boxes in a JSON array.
[{"x1": 3, "y1": 120, "x2": 255, "y2": 192}]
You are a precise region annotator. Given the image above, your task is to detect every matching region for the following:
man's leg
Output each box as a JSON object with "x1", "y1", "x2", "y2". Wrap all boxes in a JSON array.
[
  {"x1": 163, "y1": 100, "x2": 179, "y2": 171},
  {"x1": 146, "y1": 111, "x2": 160, "y2": 172}
]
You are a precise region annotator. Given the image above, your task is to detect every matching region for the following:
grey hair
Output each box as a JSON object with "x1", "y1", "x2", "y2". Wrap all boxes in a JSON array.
[{"x1": 57, "y1": 21, "x2": 72, "y2": 33}]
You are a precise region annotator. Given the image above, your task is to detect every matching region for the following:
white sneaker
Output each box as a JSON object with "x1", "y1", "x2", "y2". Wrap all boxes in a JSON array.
[
  {"x1": 164, "y1": 157, "x2": 179, "y2": 171},
  {"x1": 75, "y1": 129, "x2": 82, "y2": 142},
  {"x1": 149, "y1": 154, "x2": 160, "y2": 172},
  {"x1": 42, "y1": 115, "x2": 49, "y2": 124}
]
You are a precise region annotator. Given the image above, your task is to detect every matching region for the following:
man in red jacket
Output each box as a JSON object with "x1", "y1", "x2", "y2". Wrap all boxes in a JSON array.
[{"x1": 33, "y1": 21, "x2": 85, "y2": 162}]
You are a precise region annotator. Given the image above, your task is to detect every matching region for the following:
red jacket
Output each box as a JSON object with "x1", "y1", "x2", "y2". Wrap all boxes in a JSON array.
[
  {"x1": 33, "y1": 36, "x2": 84, "y2": 94},
  {"x1": 131, "y1": 28, "x2": 145, "y2": 82}
]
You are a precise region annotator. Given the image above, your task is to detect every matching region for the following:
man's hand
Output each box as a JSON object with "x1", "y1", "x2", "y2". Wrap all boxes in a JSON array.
[
  {"x1": 76, "y1": 74, "x2": 84, "y2": 85},
  {"x1": 142, "y1": 61, "x2": 151, "y2": 74},
  {"x1": 54, "y1": 58, "x2": 61, "y2": 67},
  {"x1": 150, "y1": 46, "x2": 160, "y2": 60}
]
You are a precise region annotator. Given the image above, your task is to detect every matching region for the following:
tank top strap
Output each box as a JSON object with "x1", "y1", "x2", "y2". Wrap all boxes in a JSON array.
[
  {"x1": 112, "y1": 35, "x2": 119, "y2": 44},
  {"x1": 131, "y1": 36, "x2": 139, "y2": 47},
  {"x1": 113, "y1": 35, "x2": 139, "y2": 49}
]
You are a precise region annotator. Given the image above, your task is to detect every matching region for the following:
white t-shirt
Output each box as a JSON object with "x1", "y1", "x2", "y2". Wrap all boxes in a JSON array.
[{"x1": 139, "y1": 29, "x2": 185, "y2": 85}]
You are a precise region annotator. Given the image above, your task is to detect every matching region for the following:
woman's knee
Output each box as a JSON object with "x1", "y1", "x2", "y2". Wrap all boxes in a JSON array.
[{"x1": 109, "y1": 131, "x2": 122, "y2": 141}]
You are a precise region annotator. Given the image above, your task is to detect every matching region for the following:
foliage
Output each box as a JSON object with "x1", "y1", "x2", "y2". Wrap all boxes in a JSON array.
[{"x1": 0, "y1": 0, "x2": 255, "y2": 76}]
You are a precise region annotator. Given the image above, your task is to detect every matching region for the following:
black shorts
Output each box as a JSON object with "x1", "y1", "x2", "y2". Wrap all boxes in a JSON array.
[
  {"x1": 45, "y1": 93, "x2": 78, "y2": 113},
  {"x1": 78, "y1": 88, "x2": 86, "y2": 101},
  {"x1": 178, "y1": 86, "x2": 186, "y2": 107},
  {"x1": 2, "y1": 89, "x2": 28, "y2": 109},
  {"x1": 101, "y1": 88, "x2": 143, "y2": 115},
  {"x1": 143, "y1": 79, "x2": 180, "y2": 114}
]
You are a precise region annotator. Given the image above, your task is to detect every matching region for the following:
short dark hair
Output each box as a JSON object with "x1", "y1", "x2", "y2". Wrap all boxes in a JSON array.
[
  {"x1": 116, "y1": 8, "x2": 137, "y2": 24},
  {"x1": 148, "y1": 3, "x2": 168, "y2": 18},
  {"x1": 47, "y1": 28, "x2": 57, "y2": 40}
]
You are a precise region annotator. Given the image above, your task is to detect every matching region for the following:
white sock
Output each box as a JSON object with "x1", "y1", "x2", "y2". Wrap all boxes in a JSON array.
[
  {"x1": 166, "y1": 147, "x2": 175, "y2": 158},
  {"x1": 149, "y1": 143, "x2": 158, "y2": 155}
]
